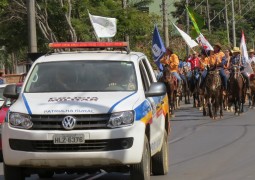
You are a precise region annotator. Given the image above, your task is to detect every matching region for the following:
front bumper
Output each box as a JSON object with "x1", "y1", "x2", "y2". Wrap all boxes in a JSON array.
[{"x1": 2, "y1": 122, "x2": 145, "y2": 167}]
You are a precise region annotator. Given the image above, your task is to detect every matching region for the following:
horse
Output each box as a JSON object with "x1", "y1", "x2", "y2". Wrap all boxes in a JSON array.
[
  {"x1": 223, "y1": 69, "x2": 231, "y2": 111},
  {"x1": 249, "y1": 73, "x2": 255, "y2": 108},
  {"x1": 247, "y1": 62, "x2": 255, "y2": 108},
  {"x1": 188, "y1": 68, "x2": 202, "y2": 108},
  {"x1": 228, "y1": 65, "x2": 246, "y2": 115},
  {"x1": 182, "y1": 65, "x2": 191, "y2": 104},
  {"x1": 203, "y1": 68, "x2": 223, "y2": 119},
  {"x1": 158, "y1": 66, "x2": 178, "y2": 117}
]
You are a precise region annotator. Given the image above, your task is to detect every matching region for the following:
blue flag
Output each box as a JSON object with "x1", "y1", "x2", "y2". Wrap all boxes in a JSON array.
[{"x1": 152, "y1": 25, "x2": 166, "y2": 71}]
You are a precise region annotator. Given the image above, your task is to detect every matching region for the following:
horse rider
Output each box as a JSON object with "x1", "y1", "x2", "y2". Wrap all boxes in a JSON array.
[
  {"x1": 200, "y1": 43, "x2": 228, "y2": 94},
  {"x1": 229, "y1": 47, "x2": 250, "y2": 90},
  {"x1": 187, "y1": 51, "x2": 200, "y2": 74},
  {"x1": 223, "y1": 48, "x2": 232, "y2": 79},
  {"x1": 178, "y1": 59, "x2": 189, "y2": 91},
  {"x1": 160, "y1": 47, "x2": 182, "y2": 93},
  {"x1": 186, "y1": 52, "x2": 201, "y2": 88},
  {"x1": 200, "y1": 50, "x2": 209, "y2": 82}
]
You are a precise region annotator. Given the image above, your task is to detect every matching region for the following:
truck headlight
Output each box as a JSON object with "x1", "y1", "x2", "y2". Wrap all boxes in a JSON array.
[
  {"x1": 107, "y1": 111, "x2": 134, "y2": 128},
  {"x1": 9, "y1": 112, "x2": 33, "y2": 129}
]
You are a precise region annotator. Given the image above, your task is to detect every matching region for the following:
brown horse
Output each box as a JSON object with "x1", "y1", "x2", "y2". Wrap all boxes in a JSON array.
[
  {"x1": 249, "y1": 73, "x2": 255, "y2": 108},
  {"x1": 228, "y1": 65, "x2": 246, "y2": 115},
  {"x1": 223, "y1": 69, "x2": 231, "y2": 111},
  {"x1": 203, "y1": 68, "x2": 223, "y2": 119},
  {"x1": 247, "y1": 62, "x2": 255, "y2": 108},
  {"x1": 182, "y1": 65, "x2": 191, "y2": 104},
  {"x1": 159, "y1": 66, "x2": 178, "y2": 116},
  {"x1": 189, "y1": 68, "x2": 202, "y2": 108}
]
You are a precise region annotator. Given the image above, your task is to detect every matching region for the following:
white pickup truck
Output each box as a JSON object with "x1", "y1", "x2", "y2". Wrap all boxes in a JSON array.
[{"x1": 2, "y1": 42, "x2": 170, "y2": 180}]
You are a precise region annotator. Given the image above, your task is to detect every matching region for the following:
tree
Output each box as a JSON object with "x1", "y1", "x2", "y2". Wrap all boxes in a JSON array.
[
  {"x1": 0, "y1": 0, "x2": 157, "y2": 72},
  {"x1": 172, "y1": 0, "x2": 255, "y2": 51}
]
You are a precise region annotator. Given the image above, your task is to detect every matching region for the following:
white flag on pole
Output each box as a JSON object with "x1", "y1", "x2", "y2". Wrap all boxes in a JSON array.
[
  {"x1": 240, "y1": 31, "x2": 254, "y2": 75},
  {"x1": 88, "y1": 13, "x2": 117, "y2": 38},
  {"x1": 172, "y1": 23, "x2": 198, "y2": 48},
  {"x1": 196, "y1": 33, "x2": 214, "y2": 51}
]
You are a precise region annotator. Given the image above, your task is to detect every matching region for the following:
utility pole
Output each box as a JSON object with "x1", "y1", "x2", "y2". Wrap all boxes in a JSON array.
[
  {"x1": 122, "y1": 0, "x2": 129, "y2": 43},
  {"x1": 162, "y1": 0, "x2": 169, "y2": 47},
  {"x1": 225, "y1": 0, "x2": 230, "y2": 46},
  {"x1": 231, "y1": 0, "x2": 236, "y2": 47},
  {"x1": 206, "y1": 0, "x2": 211, "y2": 33},
  {"x1": 238, "y1": 0, "x2": 241, "y2": 15},
  {"x1": 186, "y1": 0, "x2": 189, "y2": 57},
  {"x1": 27, "y1": 0, "x2": 37, "y2": 53}
]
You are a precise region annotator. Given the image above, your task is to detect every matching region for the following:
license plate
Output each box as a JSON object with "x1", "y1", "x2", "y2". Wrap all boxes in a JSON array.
[{"x1": 53, "y1": 134, "x2": 85, "y2": 144}]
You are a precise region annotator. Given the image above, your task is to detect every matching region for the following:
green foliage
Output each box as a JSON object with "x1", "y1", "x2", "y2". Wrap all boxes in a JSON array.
[
  {"x1": 172, "y1": 0, "x2": 255, "y2": 50},
  {"x1": 0, "y1": 0, "x2": 157, "y2": 72}
]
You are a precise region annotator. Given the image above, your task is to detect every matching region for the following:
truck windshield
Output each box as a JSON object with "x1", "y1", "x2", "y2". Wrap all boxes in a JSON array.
[{"x1": 24, "y1": 61, "x2": 137, "y2": 92}]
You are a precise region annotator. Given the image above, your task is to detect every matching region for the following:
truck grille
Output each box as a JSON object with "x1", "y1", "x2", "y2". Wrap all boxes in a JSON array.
[
  {"x1": 9, "y1": 138, "x2": 133, "y2": 152},
  {"x1": 30, "y1": 114, "x2": 111, "y2": 130}
]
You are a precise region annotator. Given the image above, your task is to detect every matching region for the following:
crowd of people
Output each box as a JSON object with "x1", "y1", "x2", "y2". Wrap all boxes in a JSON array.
[{"x1": 159, "y1": 43, "x2": 255, "y2": 95}]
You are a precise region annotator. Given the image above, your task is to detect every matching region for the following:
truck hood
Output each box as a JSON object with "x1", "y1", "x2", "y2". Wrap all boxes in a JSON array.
[{"x1": 12, "y1": 92, "x2": 139, "y2": 115}]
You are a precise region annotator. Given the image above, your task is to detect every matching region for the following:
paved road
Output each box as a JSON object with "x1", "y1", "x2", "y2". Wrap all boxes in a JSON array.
[{"x1": 0, "y1": 103, "x2": 255, "y2": 180}]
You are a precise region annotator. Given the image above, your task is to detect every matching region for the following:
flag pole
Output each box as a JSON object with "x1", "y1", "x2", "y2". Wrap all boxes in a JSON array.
[{"x1": 87, "y1": 10, "x2": 100, "y2": 42}]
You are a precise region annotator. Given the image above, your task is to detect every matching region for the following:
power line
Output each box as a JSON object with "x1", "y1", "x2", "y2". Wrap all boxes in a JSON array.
[{"x1": 210, "y1": 1, "x2": 231, "y2": 23}]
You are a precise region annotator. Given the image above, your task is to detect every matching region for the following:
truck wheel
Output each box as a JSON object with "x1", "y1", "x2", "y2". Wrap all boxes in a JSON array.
[
  {"x1": 130, "y1": 136, "x2": 150, "y2": 180},
  {"x1": 151, "y1": 131, "x2": 169, "y2": 175},
  {"x1": 38, "y1": 171, "x2": 54, "y2": 178},
  {"x1": 4, "y1": 163, "x2": 25, "y2": 180}
]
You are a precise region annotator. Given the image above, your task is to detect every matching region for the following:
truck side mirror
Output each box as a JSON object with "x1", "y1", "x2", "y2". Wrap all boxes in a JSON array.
[
  {"x1": 3, "y1": 84, "x2": 19, "y2": 99},
  {"x1": 145, "y1": 82, "x2": 166, "y2": 97}
]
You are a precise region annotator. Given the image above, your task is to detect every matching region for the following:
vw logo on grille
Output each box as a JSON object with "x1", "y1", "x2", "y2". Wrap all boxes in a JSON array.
[{"x1": 62, "y1": 116, "x2": 76, "y2": 130}]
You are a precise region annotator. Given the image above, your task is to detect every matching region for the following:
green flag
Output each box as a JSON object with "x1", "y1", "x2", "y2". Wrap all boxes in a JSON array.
[{"x1": 186, "y1": 6, "x2": 205, "y2": 35}]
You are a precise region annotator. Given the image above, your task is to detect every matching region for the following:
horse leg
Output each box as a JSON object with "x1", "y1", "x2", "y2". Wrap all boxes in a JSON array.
[
  {"x1": 193, "y1": 93, "x2": 196, "y2": 107},
  {"x1": 234, "y1": 99, "x2": 238, "y2": 115},
  {"x1": 248, "y1": 93, "x2": 252, "y2": 108},
  {"x1": 187, "y1": 91, "x2": 190, "y2": 104},
  {"x1": 213, "y1": 98, "x2": 218, "y2": 120},
  {"x1": 203, "y1": 97, "x2": 207, "y2": 116},
  {"x1": 208, "y1": 99, "x2": 213, "y2": 118},
  {"x1": 219, "y1": 94, "x2": 223, "y2": 118},
  {"x1": 253, "y1": 93, "x2": 255, "y2": 108},
  {"x1": 238, "y1": 98, "x2": 241, "y2": 115}
]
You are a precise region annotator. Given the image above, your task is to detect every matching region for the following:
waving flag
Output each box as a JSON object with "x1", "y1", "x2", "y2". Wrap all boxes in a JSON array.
[
  {"x1": 152, "y1": 25, "x2": 166, "y2": 71},
  {"x1": 172, "y1": 23, "x2": 198, "y2": 48},
  {"x1": 186, "y1": 6, "x2": 200, "y2": 34},
  {"x1": 240, "y1": 31, "x2": 254, "y2": 75},
  {"x1": 88, "y1": 13, "x2": 117, "y2": 38},
  {"x1": 196, "y1": 33, "x2": 214, "y2": 51}
]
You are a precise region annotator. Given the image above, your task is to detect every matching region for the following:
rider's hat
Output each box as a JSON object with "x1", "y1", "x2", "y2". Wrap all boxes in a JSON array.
[
  {"x1": 232, "y1": 47, "x2": 240, "y2": 53},
  {"x1": 214, "y1": 43, "x2": 222, "y2": 49},
  {"x1": 249, "y1": 49, "x2": 254, "y2": 53}
]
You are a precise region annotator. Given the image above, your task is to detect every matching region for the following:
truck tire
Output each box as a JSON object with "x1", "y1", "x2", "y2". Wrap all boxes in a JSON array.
[
  {"x1": 130, "y1": 136, "x2": 150, "y2": 180},
  {"x1": 4, "y1": 163, "x2": 25, "y2": 180},
  {"x1": 151, "y1": 131, "x2": 169, "y2": 175},
  {"x1": 38, "y1": 171, "x2": 54, "y2": 178}
]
